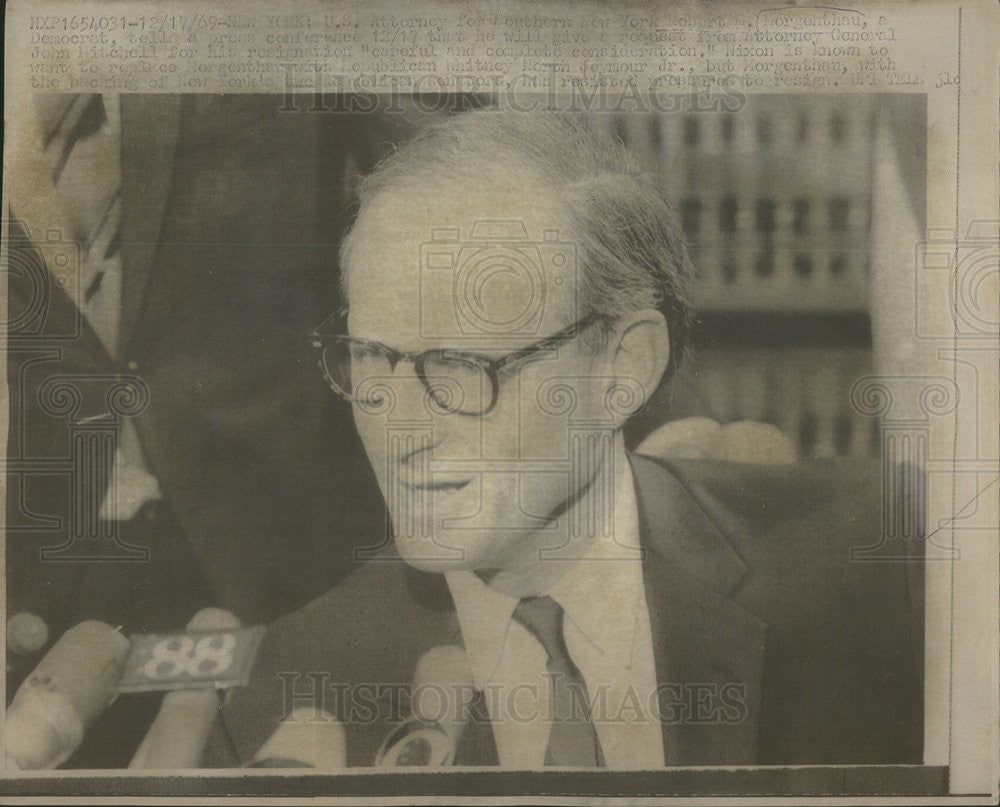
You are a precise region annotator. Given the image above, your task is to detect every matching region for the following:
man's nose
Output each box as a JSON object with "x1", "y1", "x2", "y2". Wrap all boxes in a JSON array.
[
  {"x1": 388, "y1": 362, "x2": 433, "y2": 420},
  {"x1": 387, "y1": 368, "x2": 448, "y2": 468},
  {"x1": 385, "y1": 363, "x2": 460, "y2": 462}
]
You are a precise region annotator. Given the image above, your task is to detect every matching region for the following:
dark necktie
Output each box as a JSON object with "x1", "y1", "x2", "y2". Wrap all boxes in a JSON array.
[
  {"x1": 35, "y1": 93, "x2": 122, "y2": 356},
  {"x1": 37, "y1": 94, "x2": 121, "y2": 254},
  {"x1": 30, "y1": 94, "x2": 159, "y2": 519},
  {"x1": 512, "y1": 596, "x2": 605, "y2": 767}
]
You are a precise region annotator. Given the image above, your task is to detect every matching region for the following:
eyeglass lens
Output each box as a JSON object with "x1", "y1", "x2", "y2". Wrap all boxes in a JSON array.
[{"x1": 322, "y1": 342, "x2": 494, "y2": 415}]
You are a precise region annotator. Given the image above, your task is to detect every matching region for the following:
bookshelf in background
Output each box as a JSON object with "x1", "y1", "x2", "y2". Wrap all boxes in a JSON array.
[{"x1": 599, "y1": 96, "x2": 879, "y2": 459}]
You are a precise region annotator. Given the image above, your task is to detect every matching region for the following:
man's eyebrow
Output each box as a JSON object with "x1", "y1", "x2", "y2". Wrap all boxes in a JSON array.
[{"x1": 442, "y1": 342, "x2": 551, "y2": 363}]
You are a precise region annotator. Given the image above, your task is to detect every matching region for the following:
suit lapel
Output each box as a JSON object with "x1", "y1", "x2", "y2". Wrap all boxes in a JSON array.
[
  {"x1": 224, "y1": 456, "x2": 765, "y2": 768},
  {"x1": 629, "y1": 453, "x2": 767, "y2": 766},
  {"x1": 119, "y1": 94, "x2": 181, "y2": 352}
]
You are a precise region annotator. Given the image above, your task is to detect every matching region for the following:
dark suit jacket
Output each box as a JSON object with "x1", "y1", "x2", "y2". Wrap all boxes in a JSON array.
[
  {"x1": 219, "y1": 453, "x2": 924, "y2": 767},
  {"x1": 5, "y1": 95, "x2": 394, "y2": 639}
]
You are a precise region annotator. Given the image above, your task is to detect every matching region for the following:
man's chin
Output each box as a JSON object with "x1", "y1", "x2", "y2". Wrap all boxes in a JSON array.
[{"x1": 392, "y1": 535, "x2": 485, "y2": 574}]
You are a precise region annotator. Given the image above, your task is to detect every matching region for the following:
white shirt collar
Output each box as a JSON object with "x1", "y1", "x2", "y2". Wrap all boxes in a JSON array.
[{"x1": 445, "y1": 437, "x2": 644, "y2": 690}]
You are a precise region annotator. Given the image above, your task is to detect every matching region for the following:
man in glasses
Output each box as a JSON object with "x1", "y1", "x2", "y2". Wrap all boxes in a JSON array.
[{"x1": 221, "y1": 110, "x2": 922, "y2": 769}]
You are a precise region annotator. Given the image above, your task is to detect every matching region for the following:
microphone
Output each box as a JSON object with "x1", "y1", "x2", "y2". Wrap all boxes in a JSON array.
[
  {"x1": 249, "y1": 707, "x2": 347, "y2": 768},
  {"x1": 412, "y1": 645, "x2": 476, "y2": 747},
  {"x1": 376, "y1": 645, "x2": 475, "y2": 767},
  {"x1": 6, "y1": 612, "x2": 49, "y2": 657},
  {"x1": 5, "y1": 620, "x2": 130, "y2": 770},
  {"x1": 128, "y1": 608, "x2": 240, "y2": 769}
]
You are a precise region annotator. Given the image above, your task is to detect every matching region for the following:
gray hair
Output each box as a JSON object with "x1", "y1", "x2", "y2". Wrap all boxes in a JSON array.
[{"x1": 340, "y1": 110, "x2": 695, "y2": 384}]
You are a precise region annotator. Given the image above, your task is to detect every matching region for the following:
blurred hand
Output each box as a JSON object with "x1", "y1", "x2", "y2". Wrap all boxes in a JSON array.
[{"x1": 636, "y1": 417, "x2": 796, "y2": 465}]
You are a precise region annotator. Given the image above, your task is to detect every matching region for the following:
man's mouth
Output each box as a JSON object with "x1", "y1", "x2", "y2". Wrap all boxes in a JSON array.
[{"x1": 399, "y1": 478, "x2": 473, "y2": 493}]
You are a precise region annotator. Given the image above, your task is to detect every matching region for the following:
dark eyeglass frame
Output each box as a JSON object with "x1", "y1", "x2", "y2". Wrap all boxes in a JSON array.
[{"x1": 308, "y1": 311, "x2": 606, "y2": 416}]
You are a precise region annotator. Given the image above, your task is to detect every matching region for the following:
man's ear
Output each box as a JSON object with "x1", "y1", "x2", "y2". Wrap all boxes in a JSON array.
[{"x1": 602, "y1": 309, "x2": 670, "y2": 427}]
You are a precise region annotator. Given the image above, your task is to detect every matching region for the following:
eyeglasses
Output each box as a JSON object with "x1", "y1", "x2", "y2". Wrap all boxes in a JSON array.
[{"x1": 309, "y1": 312, "x2": 605, "y2": 416}]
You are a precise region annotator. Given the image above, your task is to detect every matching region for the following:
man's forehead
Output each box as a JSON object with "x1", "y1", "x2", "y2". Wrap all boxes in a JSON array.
[
  {"x1": 346, "y1": 187, "x2": 580, "y2": 346},
  {"x1": 352, "y1": 185, "x2": 569, "y2": 248}
]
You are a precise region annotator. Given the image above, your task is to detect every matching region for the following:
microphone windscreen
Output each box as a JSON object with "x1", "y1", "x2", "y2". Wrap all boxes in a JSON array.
[
  {"x1": 6, "y1": 621, "x2": 130, "y2": 770},
  {"x1": 374, "y1": 645, "x2": 476, "y2": 766},
  {"x1": 128, "y1": 608, "x2": 241, "y2": 769},
  {"x1": 184, "y1": 607, "x2": 241, "y2": 633},
  {"x1": 6, "y1": 612, "x2": 49, "y2": 656},
  {"x1": 412, "y1": 645, "x2": 475, "y2": 732},
  {"x1": 184, "y1": 608, "x2": 240, "y2": 711},
  {"x1": 250, "y1": 707, "x2": 347, "y2": 769}
]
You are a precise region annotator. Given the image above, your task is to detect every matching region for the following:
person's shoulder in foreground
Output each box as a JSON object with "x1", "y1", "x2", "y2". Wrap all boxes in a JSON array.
[{"x1": 219, "y1": 453, "x2": 923, "y2": 767}]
